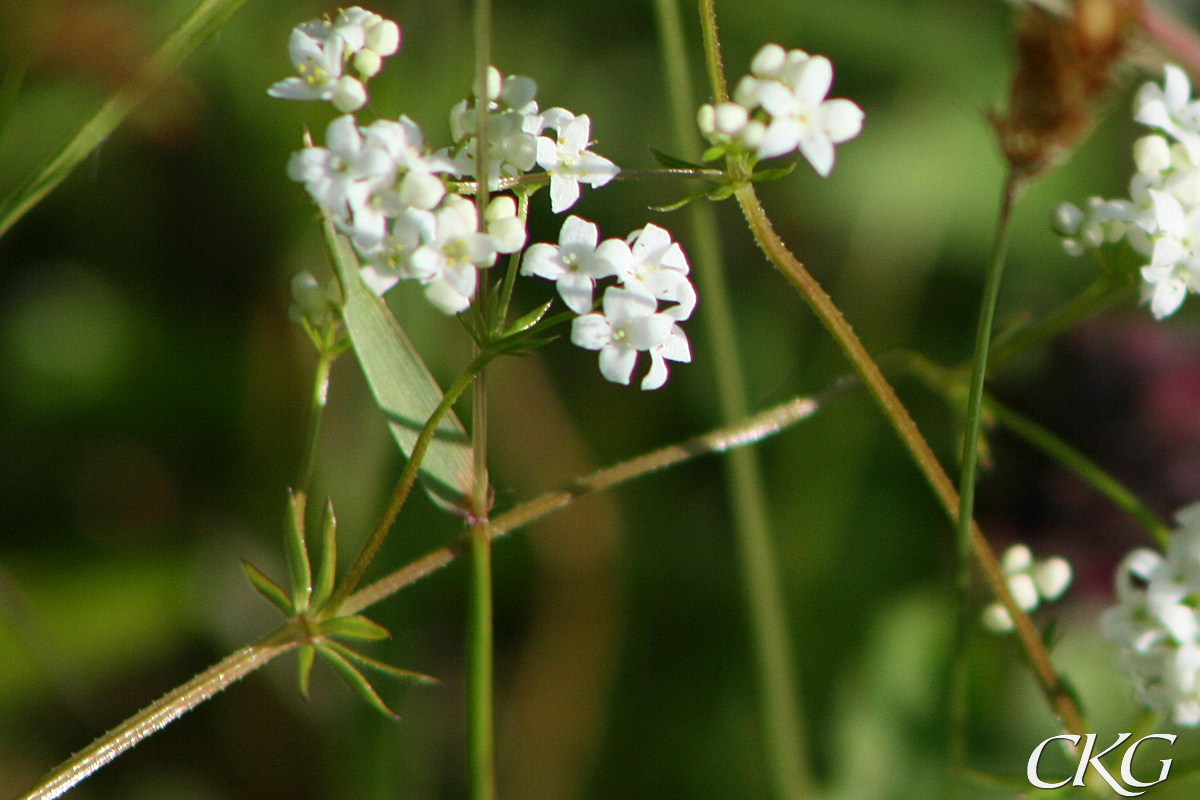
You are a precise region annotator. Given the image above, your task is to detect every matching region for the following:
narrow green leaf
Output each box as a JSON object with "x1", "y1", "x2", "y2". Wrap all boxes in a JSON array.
[
  {"x1": 701, "y1": 145, "x2": 726, "y2": 162},
  {"x1": 241, "y1": 560, "x2": 294, "y2": 617},
  {"x1": 324, "y1": 640, "x2": 440, "y2": 686},
  {"x1": 285, "y1": 489, "x2": 313, "y2": 612},
  {"x1": 649, "y1": 147, "x2": 707, "y2": 171},
  {"x1": 322, "y1": 614, "x2": 391, "y2": 641},
  {"x1": 707, "y1": 184, "x2": 736, "y2": 201},
  {"x1": 312, "y1": 499, "x2": 338, "y2": 610},
  {"x1": 297, "y1": 644, "x2": 316, "y2": 698},
  {"x1": 323, "y1": 218, "x2": 474, "y2": 513},
  {"x1": 650, "y1": 187, "x2": 710, "y2": 213},
  {"x1": 501, "y1": 300, "x2": 552, "y2": 338},
  {"x1": 749, "y1": 160, "x2": 798, "y2": 183},
  {"x1": 316, "y1": 644, "x2": 400, "y2": 719},
  {"x1": 0, "y1": 0, "x2": 250, "y2": 240}
]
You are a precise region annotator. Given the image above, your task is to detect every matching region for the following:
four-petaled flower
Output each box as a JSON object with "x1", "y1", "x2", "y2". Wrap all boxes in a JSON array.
[
  {"x1": 571, "y1": 287, "x2": 689, "y2": 390},
  {"x1": 521, "y1": 215, "x2": 632, "y2": 314},
  {"x1": 536, "y1": 110, "x2": 620, "y2": 213}
]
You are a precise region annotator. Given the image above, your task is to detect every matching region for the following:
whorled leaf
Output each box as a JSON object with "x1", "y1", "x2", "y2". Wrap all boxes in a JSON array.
[
  {"x1": 316, "y1": 643, "x2": 400, "y2": 719},
  {"x1": 241, "y1": 560, "x2": 293, "y2": 617},
  {"x1": 285, "y1": 489, "x2": 313, "y2": 612},
  {"x1": 312, "y1": 499, "x2": 338, "y2": 610},
  {"x1": 323, "y1": 218, "x2": 475, "y2": 514},
  {"x1": 297, "y1": 643, "x2": 316, "y2": 698},
  {"x1": 322, "y1": 613, "x2": 391, "y2": 641},
  {"x1": 323, "y1": 639, "x2": 440, "y2": 686}
]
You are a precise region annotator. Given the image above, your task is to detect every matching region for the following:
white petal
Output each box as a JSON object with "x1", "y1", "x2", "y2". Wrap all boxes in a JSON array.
[
  {"x1": 559, "y1": 215, "x2": 600, "y2": 249},
  {"x1": 1165, "y1": 65, "x2": 1192, "y2": 112},
  {"x1": 602, "y1": 286, "x2": 657, "y2": 325},
  {"x1": 549, "y1": 173, "x2": 581, "y2": 213},
  {"x1": 1151, "y1": 277, "x2": 1188, "y2": 318},
  {"x1": 819, "y1": 98, "x2": 864, "y2": 143},
  {"x1": 557, "y1": 271, "x2": 596, "y2": 315},
  {"x1": 521, "y1": 243, "x2": 566, "y2": 279},
  {"x1": 641, "y1": 350, "x2": 669, "y2": 390},
  {"x1": 661, "y1": 324, "x2": 691, "y2": 362},
  {"x1": 797, "y1": 128, "x2": 836, "y2": 177},
  {"x1": 598, "y1": 343, "x2": 638, "y2": 385},
  {"x1": 757, "y1": 118, "x2": 803, "y2": 160},
  {"x1": 424, "y1": 279, "x2": 471, "y2": 314},
  {"x1": 1007, "y1": 573, "x2": 1040, "y2": 612},
  {"x1": 792, "y1": 55, "x2": 833, "y2": 107},
  {"x1": 571, "y1": 313, "x2": 612, "y2": 350},
  {"x1": 561, "y1": 115, "x2": 592, "y2": 153},
  {"x1": 757, "y1": 81, "x2": 799, "y2": 119},
  {"x1": 1033, "y1": 558, "x2": 1072, "y2": 601},
  {"x1": 625, "y1": 313, "x2": 675, "y2": 350},
  {"x1": 576, "y1": 152, "x2": 620, "y2": 187},
  {"x1": 268, "y1": 76, "x2": 325, "y2": 101},
  {"x1": 592, "y1": 238, "x2": 633, "y2": 280}
]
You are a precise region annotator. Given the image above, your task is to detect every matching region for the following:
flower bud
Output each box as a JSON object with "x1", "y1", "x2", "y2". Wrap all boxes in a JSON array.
[
  {"x1": 750, "y1": 43, "x2": 786, "y2": 78},
  {"x1": 331, "y1": 75, "x2": 367, "y2": 112},
  {"x1": 366, "y1": 19, "x2": 401, "y2": 57},
  {"x1": 741, "y1": 119, "x2": 766, "y2": 149},
  {"x1": 501, "y1": 75, "x2": 538, "y2": 110},
  {"x1": 484, "y1": 195, "x2": 517, "y2": 222},
  {"x1": 1033, "y1": 557, "x2": 1072, "y2": 601},
  {"x1": 354, "y1": 49, "x2": 383, "y2": 78},
  {"x1": 489, "y1": 216, "x2": 526, "y2": 254},
  {"x1": 1008, "y1": 573, "x2": 1040, "y2": 612},
  {"x1": 714, "y1": 102, "x2": 749, "y2": 136},
  {"x1": 1050, "y1": 202, "x2": 1084, "y2": 237},
  {"x1": 697, "y1": 103, "x2": 716, "y2": 137},
  {"x1": 1134, "y1": 135, "x2": 1172, "y2": 175},
  {"x1": 399, "y1": 171, "x2": 446, "y2": 210},
  {"x1": 1002, "y1": 543, "x2": 1033, "y2": 573},
  {"x1": 982, "y1": 603, "x2": 1015, "y2": 633},
  {"x1": 486, "y1": 65, "x2": 503, "y2": 101},
  {"x1": 734, "y1": 75, "x2": 760, "y2": 109}
]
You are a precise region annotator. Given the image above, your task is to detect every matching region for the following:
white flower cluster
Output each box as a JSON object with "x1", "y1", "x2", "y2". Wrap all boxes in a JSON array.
[
  {"x1": 273, "y1": 9, "x2": 687, "y2": 389},
  {"x1": 523, "y1": 219, "x2": 694, "y2": 389},
  {"x1": 1054, "y1": 65, "x2": 1200, "y2": 319},
  {"x1": 1102, "y1": 504, "x2": 1200, "y2": 725},
  {"x1": 981, "y1": 544, "x2": 1072, "y2": 633},
  {"x1": 698, "y1": 43, "x2": 863, "y2": 177},
  {"x1": 441, "y1": 67, "x2": 620, "y2": 213},
  {"x1": 268, "y1": 6, "x2": 401, "y2": 112}
]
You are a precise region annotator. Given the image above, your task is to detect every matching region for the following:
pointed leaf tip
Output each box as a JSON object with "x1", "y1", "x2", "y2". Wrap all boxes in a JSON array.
[
  {"x1": 322, "y1": 614, "x2": 392, "y2": 641},
  {"x1": 317, "y1": 644, "x2": 401, "y2": 719},
  {"x1": 241, "y1": 560, "x2": 294, "y2": 616},
  {"x1": 298, "y1": 644, "x2": 316, "y2": 698}
]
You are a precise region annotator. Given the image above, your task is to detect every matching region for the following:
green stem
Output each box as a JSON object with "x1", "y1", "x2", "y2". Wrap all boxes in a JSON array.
[
  {"x1": 341, "y1": 390, "x2": 840, "y2": 617},
  {"x1": 468, "y1": 1, "x2": 496, "y2": 797},
  {"x1": 15, "y1": 627, "x2": 299, "y2": 800},
  {"x1": 327, "y1": 352, "x2": 492, "y2": 614},
  {"x1": 653, "y1": 2, "x2": 811, "y2": 797},
  {"x1": 988, "y1": 399, "x2": 1170, "y2": 548},
  {"x1": 298, "y1": 346, "x2": 335, "y2": 493},
  {"x1": 694, "y1": 0, "x2": 1084, "y2": 739},
  {"x1": 949, "y1": 172, "x2": 1022, "y2": 774},
  {"x1": 988, "y1": 275, "x2": 1134, "y2": 373},
  {"x1": 0, "y1": 51, "x2": 30, "y2": 144}
]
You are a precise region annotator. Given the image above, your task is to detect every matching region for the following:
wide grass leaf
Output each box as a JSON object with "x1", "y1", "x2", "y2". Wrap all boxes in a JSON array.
[{"x1": 323, "y1": 218, "x2": 474, "y2": 513}]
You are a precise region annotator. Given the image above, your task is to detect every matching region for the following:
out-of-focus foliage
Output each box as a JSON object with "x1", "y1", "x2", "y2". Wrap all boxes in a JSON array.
[{"x1": 3, "y1": 1, "x2": 1200, "y2": 799}]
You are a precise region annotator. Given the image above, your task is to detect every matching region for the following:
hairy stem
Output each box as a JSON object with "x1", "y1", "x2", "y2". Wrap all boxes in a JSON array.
[
  {"x1": 15, "y1": 628, "x2": 298, "y2": 800},
  {"x1": 654, "y1": 1, "x2": 812, "y2": 797},
  {"x1": 695, "y1": 0, "x2": 1083, "y2": 738}
]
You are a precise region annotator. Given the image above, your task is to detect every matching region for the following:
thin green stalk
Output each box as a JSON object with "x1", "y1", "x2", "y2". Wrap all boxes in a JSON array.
[
  {"x1": 15, "y1": 628, "x2": 299, "y2": 800},
  {"x1": 298, "y1": 346, "x2": 335, "y2": 493},
  {"x1": 949, "y1": 172, "x2": 1022, "y2": 777},
  {"x1": 694, "y1": 0, "x2": 1084, "y2": 739},
  {"x1": 957, "y1": 173, "x2": 1021, "y2": 587},
  {"x1": 0, "y1": 0, "x2": 249, "y2": 240},
  {"x1": 327, "y1": 352, "x2": 492, "y2": 614},
  {"x1": 342, "y1": 390, "x2": 838, "y2": 617},
  {"x1": 468, "y1": 1, "x2": 496, "y2": 798},
  {"x1": 988, "y1": 398, "x2": 1170, "y2": 547},
  {"x1": 988, "y1": 275, "x2": 1134, "y2": 373},
  {"x1": 653, "y1": 1, "x2": 811, "y2": 797}
]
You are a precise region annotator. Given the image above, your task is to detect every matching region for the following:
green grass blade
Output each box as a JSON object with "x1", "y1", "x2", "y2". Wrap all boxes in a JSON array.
[
  {"x1": 0, "y1": 0, "x2": 249, "y2": 240},
  {"x1": 323, "y1": 218, "x2": 474, "y2": 513}
]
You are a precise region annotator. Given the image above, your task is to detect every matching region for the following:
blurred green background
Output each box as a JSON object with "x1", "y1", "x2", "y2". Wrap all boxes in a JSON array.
[{"x1": 5, "y1": 0, "x2": 1200, "y2": 798}]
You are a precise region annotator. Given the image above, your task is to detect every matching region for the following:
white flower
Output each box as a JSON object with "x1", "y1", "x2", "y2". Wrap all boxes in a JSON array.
[
  {"x1": 269, "y1": 26, "x2": 358, "y2": 107},
  {"x1": 1141, "y1": 189, "x2": 1200, "y2": 318},
  {"x1": 287, "y1": 115, "x2": 393, "y2": 223},
  {"x1": 535, "y1": 111, "x2": 620, "y2": 213},
  {"x1": 408, "y1": 195, "x2": 498, "y2": 314},
  {"x1": 624, "y1": 223, "x2": 696, "y2": 321},
  {"x1": 446, "y1": 69, "x2": 543, "y2": 187},
  {"x1": 484, "y1": 195, "x2": 526, "y2": 254},
  {"x1": 982, "y1": 544, "x2": 1073, "y2": 634},
  {"x1": 359, "y1": 207, "x2": 436, "y2": 295},
  {"x1": 754, "y1": 53, "x2": 864, "y2": 175},
  {"x1": 1103, "y1": 503, "x2": 1200, "y2": 725},
  {"x1": 1135, "y1": 65, "x2": 1200, "y2": 166},
  {"x1": 521, "y1": 215, "x2": 632, "y2": 314},
  {"x1": 571, "y1": 287, "x2": 679, "y2": 389}
]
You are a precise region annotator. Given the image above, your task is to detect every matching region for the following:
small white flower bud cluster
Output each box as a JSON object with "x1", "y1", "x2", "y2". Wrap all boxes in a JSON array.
[
  {"x1": 1054, "y1": 64, "x2": 1200, "y2": 319},
  {"x1": 268, "y1": 6, "x2": 401, "y2": 113},
  {"x1": 1102, "y1": 503, "x2": 1200, "y2": 725},
  {"x1": 697, "y1": 43, "x2": 863, "y2": 177},
  {"x1": 522, "y1": 218, "x2": 695, "y2": 390},
  {"x1": 982, "y1": 544, "x2": 1073, "y2": 633}
]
